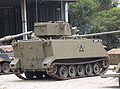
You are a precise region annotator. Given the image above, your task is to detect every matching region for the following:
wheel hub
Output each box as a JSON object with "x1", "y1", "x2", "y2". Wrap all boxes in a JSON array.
[
  {"x1": 68, "y1": 66, "x2": 76, "y2": 78},
  {"x1": 59, "y1": 66, "x2": 68, "y2": 79},
  {"x1": 2, "y1": 62, "x2": 10, "y2": 73},
  {"x1": 85, "y1": 64, "x2": 93, "y2": 76}
]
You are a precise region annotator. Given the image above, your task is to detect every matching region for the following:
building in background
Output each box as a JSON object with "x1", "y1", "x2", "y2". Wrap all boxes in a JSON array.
[{"x1": 0, "y1": 0, "x2": 75, "y2": 38}]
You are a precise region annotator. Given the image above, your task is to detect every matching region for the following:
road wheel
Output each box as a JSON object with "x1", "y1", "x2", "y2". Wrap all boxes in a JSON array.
[
  {"x1": 59, "y1": 66, "x2": 68, "y2": 79},
  {"x1": 68, "y1": 65, "x2": 76, "y2": 78},
  {"x1": 93, "y1": 63, "x2": 101, "y2": 75},
  {"x1": 2, "y1": 62, "x2": 10, "y2": 73},
  {"x1": 85, "y1": 64, "x2": 93, "y2": 76},
  {"x1": 77, "y1": 65, "x2": 85, "y2": 77}
]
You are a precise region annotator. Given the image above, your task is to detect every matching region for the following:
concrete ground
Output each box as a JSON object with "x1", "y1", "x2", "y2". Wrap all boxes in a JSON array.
[{"x1": 0, "y1": 73, "x2": 119, "y2": 89}]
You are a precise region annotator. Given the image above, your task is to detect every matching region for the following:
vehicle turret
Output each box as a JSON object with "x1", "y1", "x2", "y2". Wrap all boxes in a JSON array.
[
  {"x1": 33, "y1": 21, "x2": 120, "y2": 39},
  {"x1": 34, "y1": 21, "x2": 71, "y2": 39}
]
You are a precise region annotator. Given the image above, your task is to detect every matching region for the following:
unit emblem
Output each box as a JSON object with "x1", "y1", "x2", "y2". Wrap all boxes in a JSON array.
[{"x1": 79, "y1": 45, "x2": 84, "y2": 52}]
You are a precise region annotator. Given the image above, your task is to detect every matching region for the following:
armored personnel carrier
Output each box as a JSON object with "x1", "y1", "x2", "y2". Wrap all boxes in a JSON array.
[
  {"x1": 0, "y1": 31, "x2": 32, "y2": 74},
  {"x1": 10, "y1": 21, "x2": 117, "y2": 80}
]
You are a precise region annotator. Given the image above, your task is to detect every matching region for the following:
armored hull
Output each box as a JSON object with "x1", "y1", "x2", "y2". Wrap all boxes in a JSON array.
[{"x1": 10, "y1": 38, "x2": 109, "y2": 80}]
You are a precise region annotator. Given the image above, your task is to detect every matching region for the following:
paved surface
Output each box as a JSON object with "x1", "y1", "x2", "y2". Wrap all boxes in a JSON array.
[{"x1": 0, "y1": 72, "x2": 119, "y2": 89}]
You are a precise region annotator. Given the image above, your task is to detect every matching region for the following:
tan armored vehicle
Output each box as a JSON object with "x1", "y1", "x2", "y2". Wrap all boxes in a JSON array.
[
  {"x1": 10, "y1": 21, "x2": 112, "y2": 80},
  {"x1": 0, "y1": 31, "x2": 32, "y2": 74}
]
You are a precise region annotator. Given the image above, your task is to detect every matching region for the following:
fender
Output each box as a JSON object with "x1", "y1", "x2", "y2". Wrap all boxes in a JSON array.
[
  {"x1": 10, "y1": 58, "x2": 20, "y2": 69},
  {"x1": 42, "y1": 56, "x2": 56, "y2": 69}
]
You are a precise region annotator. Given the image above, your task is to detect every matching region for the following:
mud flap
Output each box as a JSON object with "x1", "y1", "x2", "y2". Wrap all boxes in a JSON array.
[
  {"x1": 0, "y1": 58, "x2": 4, "y2": 62},
  {"x1": 10, "y1": 58, "x2": 20, "y2": 69}
]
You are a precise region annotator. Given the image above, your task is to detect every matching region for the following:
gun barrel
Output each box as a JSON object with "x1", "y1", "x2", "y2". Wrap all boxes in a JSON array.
[
  {"x1": 0, "y1": 31, "x2": 33, "y2": 42},
  {"x1": 71, "y1": 30, "x2": 120, "y2": 38}
]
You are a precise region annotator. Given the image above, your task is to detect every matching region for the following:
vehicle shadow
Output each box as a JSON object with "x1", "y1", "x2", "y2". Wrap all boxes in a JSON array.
[
  {"x1": 9, "y1": 74, "x2": 100, "y2": 83},
  {"x1": 9, "y1": 75, "x2": 63, "y2": 83},
  {"x1": 102, "y1": 86, "x2": 120, "y2": 88}
]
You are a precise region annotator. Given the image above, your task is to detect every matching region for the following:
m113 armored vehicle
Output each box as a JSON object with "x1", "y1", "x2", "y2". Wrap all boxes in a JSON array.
[
  {"x1": 10, "y1": 21, "x2": 120, "y2": 80},
  {"x1": 0, "y1": 31, "x2": 32, "y2": 74}
]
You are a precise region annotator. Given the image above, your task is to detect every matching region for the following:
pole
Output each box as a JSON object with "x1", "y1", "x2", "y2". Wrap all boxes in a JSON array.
[
  {"x1": 61, "y1": 0, "x2": 64, "y2": 21},
  {"x1": 65, "y1": 2, "x2": 68, "y2": 22},
  {"x1": 36, "y1": 0, "x2": 38, "y2": 22},
  {"x1": 21, "y1": 0, "x2": 28, "y2": 40}
]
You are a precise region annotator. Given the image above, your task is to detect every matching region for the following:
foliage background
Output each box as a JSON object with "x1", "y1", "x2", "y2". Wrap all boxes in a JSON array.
[{"x1": 69, "y1": 0, "x2": 120, "y2": 49}]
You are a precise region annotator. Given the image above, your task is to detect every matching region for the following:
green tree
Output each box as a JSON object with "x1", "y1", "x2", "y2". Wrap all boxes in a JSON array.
[
  {"x1": 90, "y1": 8, "x2": 120, "y2": 48},
  {"x1": 91, "y1": 8, "x2": 120, "y2": 32},
  {"x1": 69, "y1": 0, "x2": 97, "y2": 34},
  {"x1": 96, "y1": 0, "x2": 113, "y2": 11},
  {"x1": 69, "y1": 0, "x2": 120, "y2": 48}
]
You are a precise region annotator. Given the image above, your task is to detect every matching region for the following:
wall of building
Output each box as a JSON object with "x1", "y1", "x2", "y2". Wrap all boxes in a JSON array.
[
  {"x1": 0, "y1": 0, "x2": 21, "y2": 37},
  {"x1": 27, "y1": 1, "x2": 65, "y2": 33},
  {"x1": 0, "y1": 0, "x2": 75, "y2": 37}
]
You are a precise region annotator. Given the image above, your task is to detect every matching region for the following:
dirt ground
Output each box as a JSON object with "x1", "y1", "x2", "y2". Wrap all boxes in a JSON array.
[{"x1": 0, "y1": 68, "x2": 119, "y2": 89}]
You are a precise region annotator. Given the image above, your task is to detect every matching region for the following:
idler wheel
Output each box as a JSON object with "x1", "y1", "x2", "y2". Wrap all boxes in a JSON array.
[
  {"x1": 59, "y1": 66, "x2": 68, "y2": 79},
  {"x1": 2, "y1": 62, "x2": 10, "y2": 73},
  {"x1": 77, "y1": 65, "x2": 85, "y2": 77},
  {"x1": 102, "y1": 59, "x2": 109, "y2": 68},
  {"x1": 68, "y1": 65, "x2": 76, "y2": 78},
  {"x1": 85, "y1": 64, "x2": 93, "y2": 76},
  {"x1": 93, "y1": 63, "x2": 101, "y2": 75}
]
